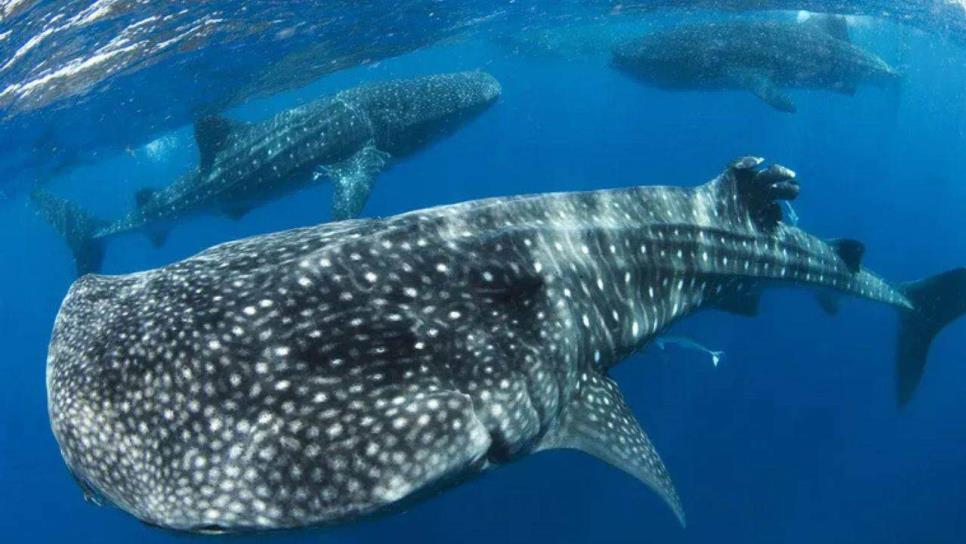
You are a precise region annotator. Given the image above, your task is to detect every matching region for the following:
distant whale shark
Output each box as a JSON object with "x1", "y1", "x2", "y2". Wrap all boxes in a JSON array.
[
  {"x1": 6, "y1": 0, "x2": 964, "y2": 203},
  {"x1": 46, "y1": 157, "x2": 965, "y2": 532},
  {"x1": 31, "y1": 71, "x2": 501, "y2": 276},
  {"x1": 612, "y1": 17, "x2": 900, "y2": 112}
]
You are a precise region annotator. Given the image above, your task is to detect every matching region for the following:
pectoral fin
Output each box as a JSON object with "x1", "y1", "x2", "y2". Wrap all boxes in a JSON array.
[
  {"x1": 816, "y1": 291, "x2": 842, "y2": 316},
  {"x1": 539, "y1": 371, "x2": 685, "y2": 526},
  {"x1": 711, "y1": 292, "x2": 761, "y2": 317},
  {"x1": 323, "y1": 144, "x2": 390, "y2": 220},
  {"x1": 733, "y1": 71, "x2": 796, "y2": 113},
  {"x1": 222, "y1": 204, "x2": 253, "y2": 220},
  {"x1": 146, "y1": 226, "x2": 170, "y2": 248}
]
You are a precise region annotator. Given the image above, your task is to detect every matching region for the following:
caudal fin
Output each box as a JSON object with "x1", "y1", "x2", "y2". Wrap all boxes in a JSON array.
[
  {"x1": 896, "y1": 268, "x2": 966, "y2": 405},
  {"x1": 30, "y1": 189, "x2": 107, "y2": 276},
  {"x1": 710, "y1": 351, "x2": 724, "y2": 368}
]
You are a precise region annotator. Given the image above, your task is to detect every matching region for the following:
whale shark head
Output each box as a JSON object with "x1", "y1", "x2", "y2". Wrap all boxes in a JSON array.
[{"x1": 346, "y1": 71, "x2": 501, "y2": 156}]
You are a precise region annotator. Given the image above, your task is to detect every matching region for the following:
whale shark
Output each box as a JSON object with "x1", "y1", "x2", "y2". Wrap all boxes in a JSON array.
[
  {"x1": 30, "y1": 71, "x2": 501, "y2": 276},
  {"x1": 46, "y1": 157, "x2": 965, "y2": 532},
  {"x1": 612, "y1": 17, "x2": 900, "y2": 112},
  {"x1": 7, "y1": 0, "x2": 966, "y2": 205}
]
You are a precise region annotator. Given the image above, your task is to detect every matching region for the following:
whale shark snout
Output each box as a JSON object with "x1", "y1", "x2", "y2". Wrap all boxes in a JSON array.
[
  {"x1": 474, "y1": 71, "x2": 503, "y2": 103},
  {"x1": 442, "y1": 71, "x2": 501, "y2": 109},
  {"x1": 352, "y1": 70, "x2": 502, "y2": 159}
]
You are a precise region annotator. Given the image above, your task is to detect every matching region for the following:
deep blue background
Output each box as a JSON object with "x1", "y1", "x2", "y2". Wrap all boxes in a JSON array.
[{"x1": 1, "y1": 21, "x2": 965, "y2": 544}]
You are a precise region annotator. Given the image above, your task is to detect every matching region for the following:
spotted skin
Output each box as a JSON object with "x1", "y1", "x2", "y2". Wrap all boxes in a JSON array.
[
  {"x1": 31, "y1": 71, "x2": 501, "y2": 275},
  {"x1": 48, "y1": 159, "x2": 919, "y2": 532},
  {"x1": 613, "y1": 19, "x2": 900, "y2": 112},
  {"x1": 116, "y1": 70, "x2": 501, "y2": 231}
]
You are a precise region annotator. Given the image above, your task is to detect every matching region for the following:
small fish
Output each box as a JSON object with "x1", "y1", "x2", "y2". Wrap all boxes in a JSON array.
[
  {"x1": 782, "y1": 200, "x2": 800, "y2": 226},
  {"x1": 655, "y1": 335, "x2": 725, "y2": 367}
]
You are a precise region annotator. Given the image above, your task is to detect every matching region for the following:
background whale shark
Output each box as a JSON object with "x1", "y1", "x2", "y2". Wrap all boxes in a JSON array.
[
  {"x1": 612, "y1": 16, "x2": 900, "y2": 112},
  {"x1": 1, "y1": 1, "x2": 959, "y2": 197},
  {"x1": 29, "y1": 71, "x2": 502, "y2": 276},
  {"x1": 45, "y1": 157, "x2": 965, "y2": 533}
]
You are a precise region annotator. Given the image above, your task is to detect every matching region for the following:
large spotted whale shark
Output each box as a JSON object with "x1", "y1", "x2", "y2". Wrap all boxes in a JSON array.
[
  {"x1": 31, "y1": 71, "x2": 501, "y2": 276},
  {"x1": 612, "y1": 17, "x2": 899, "y2": 113},
  {"x1": 46, "y1": 158, "x2": 965, "y2": 532}
]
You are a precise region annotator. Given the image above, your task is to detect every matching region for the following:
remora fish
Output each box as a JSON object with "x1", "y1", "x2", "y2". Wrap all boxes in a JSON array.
[
  {"x1": 46, "y1": 158, "x2": 965, "y2": 532},
  {"x1": 612, "y1": 17, "x2": 900, "y2": 112},
  {"x1": 655, "y1": 335, "x2": 724, "y2": 367},
  {"x1": 31, "y1": 71, "x2": 501, "y2": 276}
]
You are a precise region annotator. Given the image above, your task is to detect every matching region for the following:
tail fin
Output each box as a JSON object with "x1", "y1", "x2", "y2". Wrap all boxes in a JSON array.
[
  {"x1": 710, "y1": 351, "x2": 724, "y2": 368},
  {"x1": 30, "y1": 189, "x2": 107, "y2": 276},
  {"x1": 896, "y1": 268, "x2": 966, "y2": 405}
]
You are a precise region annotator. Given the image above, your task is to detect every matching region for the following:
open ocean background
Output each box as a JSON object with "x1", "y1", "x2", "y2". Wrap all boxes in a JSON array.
[{"x1": 1, "y1": 2, "x2": 964, "y2": 543}]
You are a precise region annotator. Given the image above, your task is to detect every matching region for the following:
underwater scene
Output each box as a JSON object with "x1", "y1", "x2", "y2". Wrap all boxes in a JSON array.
[{"x1": 1, "y1": 1, "x2": 965, "y2": 543}]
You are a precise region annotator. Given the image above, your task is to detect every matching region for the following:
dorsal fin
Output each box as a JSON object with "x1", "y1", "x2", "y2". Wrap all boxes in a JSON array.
[
  {"x1": 816, "y1": 291, "x2": 841, "y2": 315},
  {"x1": 711, "y1": 292, "x2": 760, "y2": 317},
  {"x1": 135, "y1": 188, "x2": 157, "y2": 210},
  {"x1": 194, "y1": 115, "x2": 242, "y2": 172},
  {"x1": 803, "y1": 14, "x2": 851, "y2": 43},
  {"x1": 222, "y1": 204, "x2": 253, "y2": 221},
  {"x1": 828, "y1": 238, "x2": 864, "y2": 273}
]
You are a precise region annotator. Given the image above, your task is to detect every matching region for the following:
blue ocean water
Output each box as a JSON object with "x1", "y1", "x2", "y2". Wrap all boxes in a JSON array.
[{"x1": 1, "y1": 4, "x2": 965, "y2": 543}]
